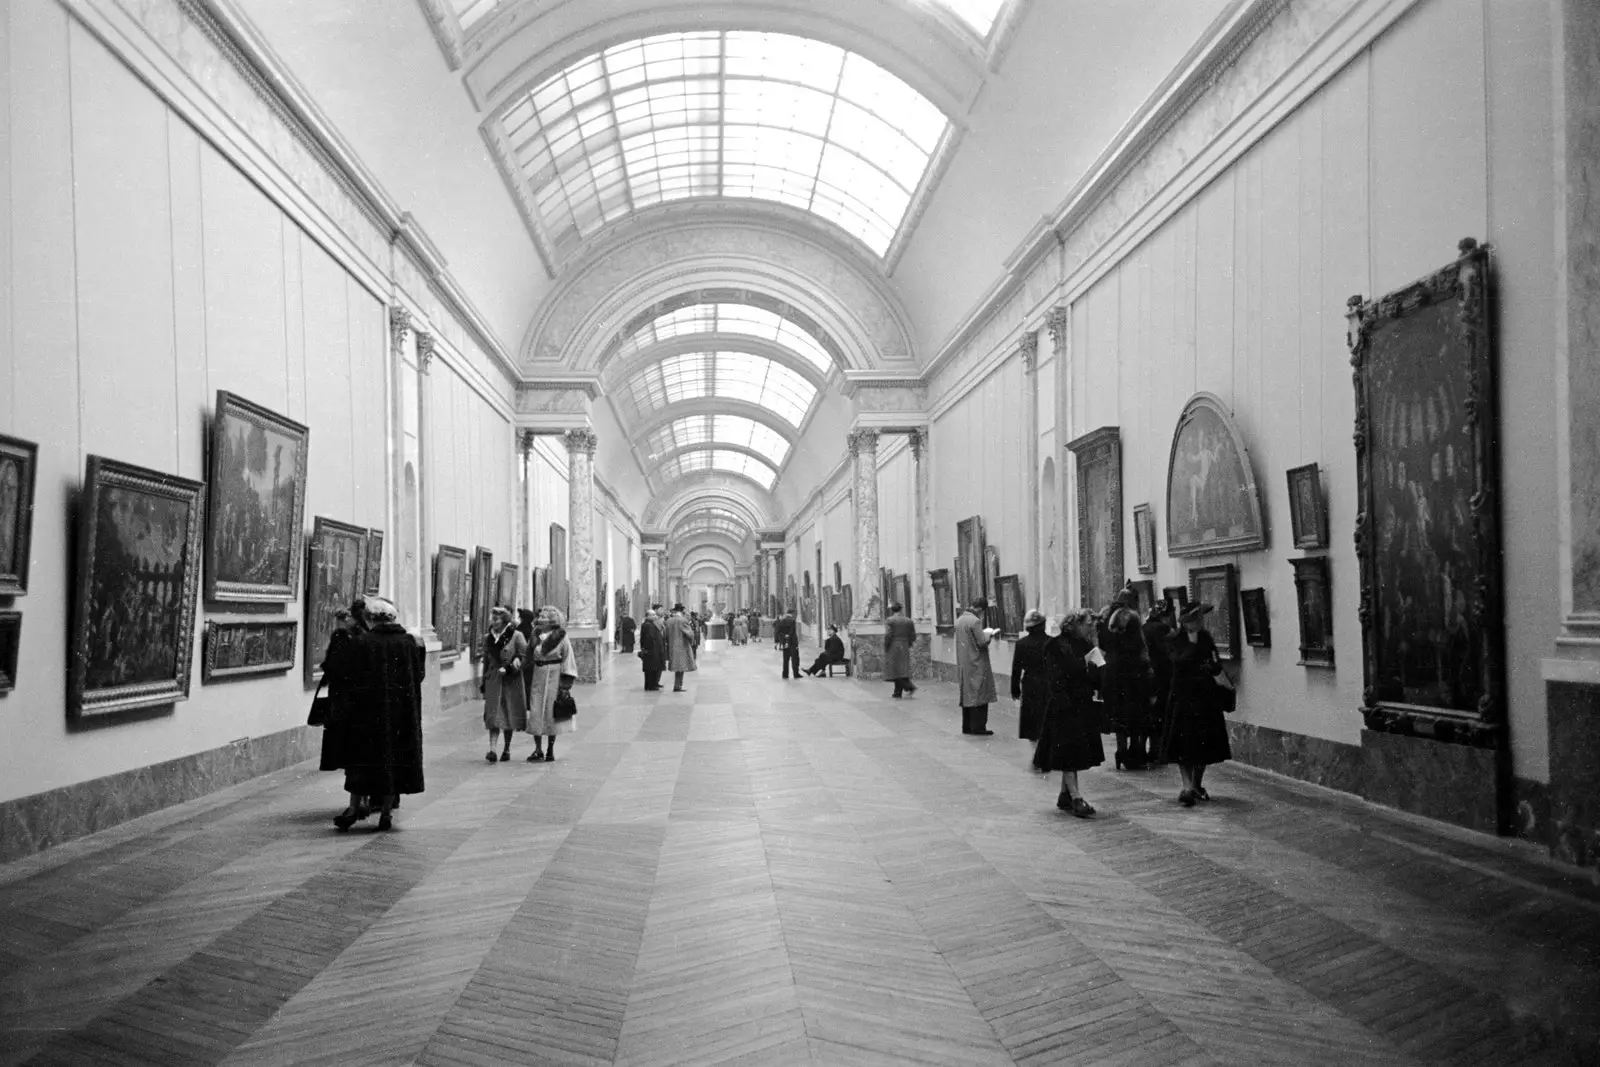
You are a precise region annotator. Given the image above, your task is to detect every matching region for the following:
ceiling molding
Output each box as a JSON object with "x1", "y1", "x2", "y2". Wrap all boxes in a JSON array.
[
  {"x1": 602, "y1": 337, "x2": 830, "y2": 398},
  {"x1": 642, "y1": 443, "x2": 782, "y2": 489}
]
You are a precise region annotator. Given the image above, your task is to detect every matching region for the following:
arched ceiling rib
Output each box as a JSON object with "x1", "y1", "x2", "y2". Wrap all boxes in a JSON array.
[
  {"x1": 613, "y1": 350, "x2": 819, "y2": 430},
  {"x1": 607, "y1": 292, "x2": 842, "y2": 374},
  {"x1": 648, "y1": 479, "x2": 774, "y2": 530},
  {"x1": 655, "y1": 447, "x2": 779, "y2": 491},
  {"x1": 643, "y1": 420, "x2": 792, "y2": 470}
]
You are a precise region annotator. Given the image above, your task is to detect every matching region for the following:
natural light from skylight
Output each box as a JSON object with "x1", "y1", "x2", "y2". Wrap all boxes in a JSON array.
[
  {"x1": 933, "y1": 0, "x2": 1006, "y2": 36},
  {"x1": 620, "y1": 352, "x2": 816, "y2": 427},
  {"x1": 659, "y1": 449, "x2": 779, "y2": 490},
  {"x1": 644, "y1": 415, "x2": 793, "y2": 467},
  {"x1": 615, "y1": 303, "x2": 836, "y2": 375},
  {"x1": 672, "y1": 514, "x2": 753, "y2": 543},
  {"x1": 672, "y1": 505, "x2": 753, "y2": 538},
  {"x1": 500, "y1": 31, "x2": 948, "y2": 257}
]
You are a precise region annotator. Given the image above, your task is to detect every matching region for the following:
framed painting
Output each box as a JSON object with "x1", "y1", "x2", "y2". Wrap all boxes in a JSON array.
[
  {"x1": 892, "y1": 574, "x2": 913, "y2": 617},
  {"x1": 597, "y1": 559, "x2": 607, "y2": 631},
  {"x1": 496, "y1": 563, "x2": 519, "y2": 610},
  {"x1": 953, "y1": 555, "x2": 969, "y2": 617},
  {"x1": 930, "y1": 568, "x2": 954, "y2": 633},
  {"x1": 1162, "y1": 585, "x2": 1190, "y2": 616},
  {"x1": 995, "y1": 575, "x2": 1025, "y2": 638},
  {"x1": 1166, "y1": 395, "x2": 1266, "y2": 558},
  {"x1": 549, "y1": 523, "x2": 568, "y2": 616},
  {"x1": 1291, "y1": 557, "x2": 1334, "y2": 668},
  {"x1": 1129, "y1": 579, "x2": 1156, "y2": 617},
  {"x1": 433, "y1": 544, "x2": 467, "y2": 657},
  {"x1": 469, "y1": 546, "x2": 494, "y2": 661},
  {"x1": 1132, "y1": 503, "x2": 1157, "y2": 575},
  {"x1": 1240, "y1": 588, "x2": 1271, "y2": 648},
  {"x1": 956, "y1": 515, "x2": 987, "y2": 609},
  {"x1": 0, "y1": 433, "x2": 38, "y2": 596},
  {"x1": 202, "y1": 620, "x2": 298, "y2": 683},
  {"x1": 69, "y1": 456, "x2": 205, "y2": 719},
  {"x1": 833, "y1": 562, "x2": 843, "y2": 591},
  {"x1": 1349, "y1": 240, "x2": 1501, "y2": 740},
  {"x1": 1067, "y1": 427, "x2": 1123, "y2": 610},
  {"x1": 0, "y1": 610, "x2": 19, "y2": 693},
  {"x1": 1188, "y1": 563, "x2": 1239, "y2": 661},
  {"x1": 879, "y1": 566, "x2": 893, "y2": 617},
  {"x1": 842, "y1": 583, "x2": 853, "y2": 624},
  {"x1": 985, "y1": 547, "x2": 1002, "y2": 628},
  {"x1": 1286, "y1": 464, "x2": 1327, "y2": 550},
  {"x1": 304, "y1": 517, "x2": 367, "y2": 686},
  {"x1": 363, "y1": 528, "x2": 384, "y2": 596},
  {"x1": 205, "y1": 391, "x2": 310, "y2": 603}
]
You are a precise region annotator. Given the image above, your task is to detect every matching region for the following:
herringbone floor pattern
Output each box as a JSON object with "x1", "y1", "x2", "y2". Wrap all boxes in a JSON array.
[{"x1": 3, "y1": 642, "x2": 1598, "y2": 1065}]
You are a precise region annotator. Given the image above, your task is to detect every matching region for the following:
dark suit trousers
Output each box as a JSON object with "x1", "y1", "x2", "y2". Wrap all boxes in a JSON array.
[
  {"x1": 781, "y1": 645, "x2": 801, "y2": 678},
  {"x1": 962, "y1": 705, "x2": 990, "y2": 733}
]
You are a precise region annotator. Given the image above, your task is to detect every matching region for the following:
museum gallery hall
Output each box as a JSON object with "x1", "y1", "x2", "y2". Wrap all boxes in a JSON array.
[{"x1": 2, "y1": 0, "x2": 1599, "y2": 1064}]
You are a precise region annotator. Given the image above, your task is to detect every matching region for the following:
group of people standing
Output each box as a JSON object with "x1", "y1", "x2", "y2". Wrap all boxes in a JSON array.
[
  {"x1": 634, "y1": 603, "x2": 700, "y2": 691},
  {"x1": 478, "y1": 604, "x2": 577, "y2": 764}
]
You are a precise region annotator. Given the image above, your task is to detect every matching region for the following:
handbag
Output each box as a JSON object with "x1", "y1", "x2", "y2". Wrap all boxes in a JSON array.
[
  {"x1": 553, "y1": 687, "x2": 577, "y2": 722},
  {"x1": 1211, "y1": 667, "x2": 1237, "y2": 713},
  {"x1": 308, "y1": 678, "x2": 331, "y2": 727}
]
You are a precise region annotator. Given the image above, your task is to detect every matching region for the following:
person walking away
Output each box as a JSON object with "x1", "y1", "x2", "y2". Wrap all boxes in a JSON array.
[
  {"x1": 1099, "y1": 586, "x2": 1152, "y2": 769},
  {"x1": 733, "y1": 613, "x2": 748, "y2": 645},
  {"x1": 883, "y1": 602, "x2": 918, "y2": 697},
  {"x1": 619, "y1": 613, "x2": 637, "y2": 653},
  {"x1": 663, "y1": 603, "x2": 699, "y2": 691},
  {"x1": 773, "y1": 608, "x2": 801, "y2": 679},
  {"x1": 320, "y1": 606, "x2": 366, "y2": 826},
  {"x1": 955, "y1": 597, "x2": 999, "y2": 735},
  {"x1": 336, "y1": 597, "x2": 425, "y2": 831},
  {"x1": 525, "y1": 606, "x2": 577, "y2": 761},
  {"x1": 1031, "y1": 609, "x2": 1105, "y2": 816},
  {"x1": 1142, "y1": 601, "x2": 1177, "y2": 763},
  {"x1": 1163, "y1": 602, "x2": 1231, "y2": 805},
  {"x1": 1010, "y1": 609, "x2": 1050, "y2": 740},
  {"x1": 637, "y1": 607, "x2": 665, "y2": 690},
  {"x1": 480, "y1": 605, "x2": 528, "y2": 762},
  {"x1": 804, "y1": 625, "x2": 847, "y2": 676},
  {"x1": 749, "y1": 611, "x2": 762, "y2": 643}
]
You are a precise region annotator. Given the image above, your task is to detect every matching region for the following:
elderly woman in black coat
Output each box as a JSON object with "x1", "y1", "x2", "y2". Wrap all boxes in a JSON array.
[
  {"x1": 1009, "y1": 609, "x2": 1051, "y2": 741},
  {"x1": 1032, "y1": 609, "x2": 1105, "y2": 817},
  {"x1": 1163, "y1": 602, "x2": 1231, "y2": 806},
  {"x1": 335, "y1": 597, "x2": 426, "y2": 831}
]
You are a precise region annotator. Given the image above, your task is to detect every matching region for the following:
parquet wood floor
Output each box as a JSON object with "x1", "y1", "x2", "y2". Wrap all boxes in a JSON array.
[{"x1": 4, "y1": 644, "x2": 1598, "y2": 1066}]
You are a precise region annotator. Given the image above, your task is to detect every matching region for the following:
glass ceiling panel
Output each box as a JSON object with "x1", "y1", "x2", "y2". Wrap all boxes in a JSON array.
[
  {"x1": 451, "y1": 0, "x2": 500, "y2": 33},
  {"x1": 502, "y1": 31, "x2": 948, "y2": 257},
  {"x1": 672, "y1": 506, "x2": 752, "y2": 536},
  {"x1": 614, "y1": 303, "x2": 834, "y2": 374},
  {"x1": 643, "y1": 415, "x2": 792, "y2": 467},
  {"x1": 621, "y1": 352, "x2": 816, "y2": 427},
  {"x1": 936, "y1": 0, "x2": 1007, "y2": 36},
  {"x1": 673, "y1": 516, "x2": 751, "y2": 542},
  {"x1": 659, "y1": 449, "x2": 778, "y2": 490}
]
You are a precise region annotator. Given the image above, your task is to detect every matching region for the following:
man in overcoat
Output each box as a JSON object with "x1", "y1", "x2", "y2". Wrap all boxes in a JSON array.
[
  {"x1": 637, "y1": 607, "x2": 665, "y2": 691},
  {"x1": 883, "y1": 601, "x2": 918, "y2": 698},
  {"x1": 772, "y1": 607, "x2": 801, "y2": 680},
  {"x1": 954, "y1": 597, "x2": 999, "y2": 735},
  {"x1": 663, "y1": 604, "x2": 698, "y2": 692}
]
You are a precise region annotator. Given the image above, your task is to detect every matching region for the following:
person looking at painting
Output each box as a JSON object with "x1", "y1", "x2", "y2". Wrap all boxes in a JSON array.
[
  {"x1": 321, "y1": 604, "x2": 365, "y2": 827},
  {"x1": 525, "y1": 606, "x2": 577, "y2": 761},
  {"x1": 1010, "y1": 609, "x2": 1050, "y2": 740},
  {"x1": 1099, "y1": 586, "x2": 1152, "y2": 770},
  {"x1": 955, "y1": 597, "x2": 1000, "y2": 735},
  {"x1": 335, "y1": 597, "x2": 425, "y2": 831},
  {"x1": 1142, "y1": 600, "x2": 1178, "y2": 763},
  {"x1": 1031, "y1": 610, "x2": 1105, "y2": 817},
  {"x1": 1162, "y1": 602, "x2": 1232, "y2": 806},
  {"x1": 480, "y1": 605, "x2": 528, "y2": 763},
  {"x1": 883, "y1": 602, "x2": 918, "y2": 698}
]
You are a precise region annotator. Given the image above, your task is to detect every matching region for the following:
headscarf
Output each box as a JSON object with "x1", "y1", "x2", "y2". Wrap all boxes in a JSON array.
[
  {"x1": 1023, "y1": 609, "x2": 1047, "y2": 630},
  {"x1": 538, "y1": 605, "x2": 567, "y2": 655},
  {"x1": 364, "y1": 597, "x2": 398, "y2": 622}
]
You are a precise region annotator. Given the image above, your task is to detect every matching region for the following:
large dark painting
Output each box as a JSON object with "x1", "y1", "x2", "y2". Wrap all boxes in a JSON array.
[
  {"x1": 1188, "y1": 563, "x2": 1239, "y2": 662},
  {"x1": 1067, "y1": 426, "x2": 1122, "y2": 609},
  {"x1": 1240, "y1": 588, "x2": 1271, "y2": 648},
  {"x1": 70, "y1": 456, "x2": 205, "y2": 719},
  {"x1": 305, "y1": 517, "x2": 367, "y2": 686},
  {"x1": 0, "y1": 610, "x2": 19, "y2": 693},
  {"x1": 205, "y1": 391, "x2": 309, "y2": 603},
  {"x1": 1166, "y1": 395, "x2": 1265, "y2": 558},
  {"x1": 469, "y1": 547, "x2": 494, "y2": 661},
  {"x1": 0, "y1": 433, "x2": 38, "y2": 596},
  {"x1": 995, "y1": 575, "x2": 1025, "y2": 638},
  {"x1": 956, "y1": 516, "x2": 986, "y2": 609},
  {"x1": 930, "y1": 568, "x2": 954, "y2": 634},
  {"x1": 1349, "y1": 240, "x2": 1502, "y2": 742},
  {"x1": 202, "y1": 620, "x2": 298, "y2": 683},
  {"x1": 434, "y1": 545, "x2": 467, "y2": 656},
  {"x1": 984, "y1": 547, "x2": 1002, "y2": 629},
  {"x1": 549, "y1": 524, "x2": 568, "y2": 616},
  {"x1": 364, "y1": 528, "x2": 384, "y2": 596}
]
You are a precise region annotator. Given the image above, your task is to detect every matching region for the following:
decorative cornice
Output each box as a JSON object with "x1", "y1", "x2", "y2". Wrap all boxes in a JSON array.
[
  {"x1": 909, "y1": 427, "x2": 929, "y2": 462},
  {"x1": 522, "y1": 373, "x2": 605, "y2": 401},
  {"x1": 388, "y1": 305, "x2": 412, "y2": 351},
  {"x1": 415, "y1": 331, "x2": 437, "y2": 373},
  {"x1": 1018, "y1": 330, "x2": 1039, "y2": 373},
  {"x1": 846, "y1": 428, "x2": 881, "y2": 458},
  {"x1": 563, "y1": 428, "x2": 599, "y2": 457},
  {"x1": 1046, "y1": 305, "x2": 1069, "y2": 354}
]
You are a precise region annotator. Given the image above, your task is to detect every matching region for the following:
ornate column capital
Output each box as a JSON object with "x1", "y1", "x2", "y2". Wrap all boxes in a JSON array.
[
  {"x1": 563, "y1": 427, "x2": 598, "y2": 456},
  {"x1": 1018, "y1": 330, "x2": 1039, "y2": 374},
  {"x1": 908, "y1": 426, "x2": 929, "y2": 461},
  {"x1": 846, "y1": 428, "x2": 880, "y2": 458},
  {"x1": 415, "y1": 331, "x2": 436, "y2": 373},
  {"x1": 517, "y1": 428, "x2": 538, "y2": 455},
  {"x1": 388, "y1": 305, "x2": 412, "y2": 351},
  {"x1": 1046, "y1": 305, "x2": 1069, "y2": 353}
]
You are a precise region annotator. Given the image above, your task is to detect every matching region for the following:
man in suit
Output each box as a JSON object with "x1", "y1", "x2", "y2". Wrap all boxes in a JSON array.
[
  {"x1": 772, "y1": 607, "x2": 801, "y2": 680},
  {"x1": 955, "y1": 597, "x2": 999, "y2": 735},
  {"x1": 883, "y1": 601, "x2": 918, "y2": 698},
  {"x1": 637, "y1": 606, "x2": 665, "y2": 691},
  {"x1": 663, "y1": 603, "x2": 698, "y2": 692}
]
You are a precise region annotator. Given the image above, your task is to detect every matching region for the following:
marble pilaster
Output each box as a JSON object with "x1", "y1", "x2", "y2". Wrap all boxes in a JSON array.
[
  {"x1": 518, "y1": 430, "x2": 534, "y2": 608},
  {"x1": 564, "y1": 427, "x2": 602, "y2": 682},
  {"x1": 848, "y1": 428, "x2": 882, "y2": 622},
  {"x1": 910, "y1": 427, "x2": 932, "y2": 622}
]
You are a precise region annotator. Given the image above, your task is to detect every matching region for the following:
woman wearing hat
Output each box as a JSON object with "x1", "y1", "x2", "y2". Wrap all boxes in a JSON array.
[
  {"x1": 1163, "y1": 601, "x2": 1232, "y2": 805},
  {"x1": 1010, "y1": 609, "x2": 1051, "y2": 741},
  {"x1": 525, "y1": 605, "x2": 577, "y2": 761},
  {"x1": 480, "y1": 605, "x2": 528, "y2": 763},
  {"x1": 1032, "y1": 609, "x2": 1105, "y2": 816},
  {"x1": 335, "y1": 597, "x2": 425, "y2": 831},
  {"x1": 1098, "y1": 586, "x2": 1152, "y2": 769}
]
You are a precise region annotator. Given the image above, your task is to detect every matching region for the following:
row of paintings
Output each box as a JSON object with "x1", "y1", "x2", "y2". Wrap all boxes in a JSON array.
[{"x1": 1121, "y1": 557, "x2": 1333, "y2": 667}]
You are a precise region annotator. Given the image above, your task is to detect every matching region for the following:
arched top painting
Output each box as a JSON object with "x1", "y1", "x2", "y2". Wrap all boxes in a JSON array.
[{"x1": 1165, "y1": 393, "x2": 1266, "y2": 557}]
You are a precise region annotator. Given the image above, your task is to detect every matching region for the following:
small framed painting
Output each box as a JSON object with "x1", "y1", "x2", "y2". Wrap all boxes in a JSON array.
[
  {"x1": 203, "y1": 619, "x2": 299, "y2": 683},
  {"x1": 1240, "y1": 588, "x2": 1271, "y2": 648},
  {"x1": 931, "y1": 568, "x2": 954, "y2": 634},
  {"x1": 496, "y1": 562, "x2": 519, "y2": 610},
  {"x1": 1286, "y1": 463, "x2": 1328, "y2": 550},
  {"x1": 304, "y1": 517, "x2": 368, "y2": 686},
  {"x1": 363, "y1": 528, "x2": 384, "y2": 596},
  {"x1": 1291, "y1": 556, "x2": 1334, "y2": 668},
  {"x1": 1132, "y1": 503, "x2": 1157, "y2": 575},
  {"x1": 0, "y1": 433, "x2": 38, "y2": 596},
  {"x1": 0, "y1": 610, "x2": 19, "y2": 693},
  {"x1": 1188, "y1": 563, "x2": 1240, "y2": 661},
  {"x1": 1162, "y1": 585, "x2": 1189, "y2": 617},
  {"x1": 434, "y1": 545, "x2": 468, "y2": 657}
]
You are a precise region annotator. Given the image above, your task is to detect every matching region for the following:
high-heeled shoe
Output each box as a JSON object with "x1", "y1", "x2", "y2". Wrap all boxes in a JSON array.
[
  {"x1": 1179, "y1": 790, "x2": 1196, "y2": 807},
  {"x1": 485, "y1": 750, "x2": 497, "y2": 763},
  {"x1": 1194, "y1": 786, "x2": 1210, "y2": 802},
  {"x1": 1071, "y1": 798, "x2": 1096, "y2": 819},
  {"x1": 376, "y1": 812, "x2": 393, "y2": 831},
  {"x1": 333, "y1": 805, "x2": 369, "y2": 831}
]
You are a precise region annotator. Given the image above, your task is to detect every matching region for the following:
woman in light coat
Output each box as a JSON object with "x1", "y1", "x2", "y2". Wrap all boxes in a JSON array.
[
  {"x1": 524, "y1": 605, "x2": 577, "y2": 762},
  {"x1": 481, "y1": 605, "x2": 529, "y2": 763}
]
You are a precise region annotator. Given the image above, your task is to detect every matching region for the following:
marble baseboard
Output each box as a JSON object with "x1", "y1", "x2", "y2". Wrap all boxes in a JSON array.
[
  {"x1": 910, "y1": 634, "x2": 933, "y2": 680},
  {"x1": 0, "y1": 726, "x2": 319, "y2": 865},
  {"x1": 1513, "y1": 682, "x2": 1600, "y2": 872},
  {"x1": 1226, "y1": 721, "x2": 1362, "y2": 795},
  {"x1": 1358, "y1": 728, "x2": 1505, "y2": 836}
]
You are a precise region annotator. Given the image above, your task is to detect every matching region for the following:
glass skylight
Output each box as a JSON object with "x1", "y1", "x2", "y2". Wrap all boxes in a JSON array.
[
  {"x1": 644, "y1": 415, "x2": 792, "y2": 467},
  {"x1": 615, "y1": 303, "x2": 835, "y2": 375},
  {"x1": 620, "y1": 352, "x2": 816, "y2": 427},
  {"x1": 659, "y1": 449, "x2": 779, "y2": 490},
  {"x1": 451, "y1": 0, "x2": 498, "y2": 33},
  {"x1": 672, "y1": 506, "x2": 752, "y2": 538},
  {"x1": 936, "y1": 0, "x2": 1007, "y2": 36},
  {"x1": 672, "y1": 515, "x2": 753, "y2": 543},
  {"x1": 500, "y1": 31, "x2": 948, "y2": 257}
]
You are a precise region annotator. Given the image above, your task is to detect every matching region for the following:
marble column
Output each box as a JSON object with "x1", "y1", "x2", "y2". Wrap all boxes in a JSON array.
[
  {"x1": 518, "y1": 429, "x2": 534, "y2": 608},
  {"x1": 910, "y1": 427, "x2": 932, "y2": 622},
  {"x1": 1021, "y1": 330, "x2": 1040, "y2": 613},
  {"x1": 387, "y1": 307, "x2": 416, "y2": 627},
  {"x1": 398, "y1": 311, "x2": 442, "y2": 716},
  {"x1": 564, "y1": 427, "x2": 602, "y2": 682},
  {"x1": 846, "y1": 428, "x2": 886, "y2": 677}
]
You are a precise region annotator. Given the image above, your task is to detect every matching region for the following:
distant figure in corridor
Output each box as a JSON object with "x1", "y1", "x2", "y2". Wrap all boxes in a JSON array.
[
  {"x1": 883, "y1": 601, "x2": 918, "y2": 698},
  {"x1": 1163, "y1": 602, "x2": 1232, "y2": 806},
  {"x1": 732, "y1": 613, "x2": 748, "y2": 645},
  {"x1": 663, "y1": 603, "x2": 698, "y2": 692},
  {"x1": 955, "y1": 597, "x2": 999, "y2": 736},
  {"x1": 1142, "y1": 600, "x2": 1178, "y2": 763},
  {"x1": 1032, "y1": 609, "x2": 1105, "y2": 817},
  {"x1": 804, "y1": 625, "x2": 846, "y2": 676},
  {"x1": 335, "y1": 597, "x2": 425, "y2": 832},
  {"x1": 525, "y1": 605, "x2": 577, "y2": 762},
  {"x1": 773, "y1": 607, "x2": 801, "y2": 680},
  {"x1": 1010, "y1": 609, "x2": 1050, "y2": 740},
  {"x1": 618, "y1": 612, "x2": 636, "y2": 653},
  {"x1": 480, "y1": 605, "x2": 528, "y2": 763},
  {"x1": 637, "y1": 606, "x2": 665, "y2": 691}
]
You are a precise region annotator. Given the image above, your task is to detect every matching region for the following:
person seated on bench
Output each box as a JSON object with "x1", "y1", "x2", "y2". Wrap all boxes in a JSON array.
[{"x1": 804, "y1": 626, "x2": 848, "y2": 677}]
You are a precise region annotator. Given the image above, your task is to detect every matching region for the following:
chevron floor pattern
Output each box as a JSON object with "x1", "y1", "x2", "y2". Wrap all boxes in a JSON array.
[{"x1": 3, "y1": 641, "x2": 1599, "y2": 1065}]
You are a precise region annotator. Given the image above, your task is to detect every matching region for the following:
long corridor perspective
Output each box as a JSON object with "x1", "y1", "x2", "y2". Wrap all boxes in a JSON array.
[{"x1": 3, "y1": 643, "x2": 1598, "y2": 1067}]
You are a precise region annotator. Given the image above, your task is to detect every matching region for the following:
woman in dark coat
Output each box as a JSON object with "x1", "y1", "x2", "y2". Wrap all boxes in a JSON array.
[
  {"x1": 319, "y1": 607, "x2": 364, "y2": 790},
  {"x1": 1142, "y1": 602, "x2": 1177, "y2": 763},
  {"x1": 637, "y1": 608, "x2": 666, "y2": 691},
  {"x1": 1098, "y1": 586, "x2": 1152, "y2": 769},
  {"x1": 335, "y1": 597, "x2": 426, "y2": 831},
  {"x1": 1032, "y1": 609, "x2": 1105, "y2": 816},
  {"x1": 883, "y1": 602, "x2": 918, "y2": 698},
  {"x1": 619, "y1": 614, "x2": 637, "y2": 653},
  {"x1": 1010, "y1": 610, "x2": 1050, "y2": 740},
  {"x1": 1163, "y1": 602, "x2": 1231, "y2": 806}
]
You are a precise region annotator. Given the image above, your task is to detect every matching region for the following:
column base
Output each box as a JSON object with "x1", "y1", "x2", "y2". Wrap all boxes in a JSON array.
[
  {"x1": 413, "y1": 627, "x2": 443, "y2": 720},
  {"x1": 910, "y1": 632, "x2": 933, "y2": 680},
  {"x1": 846, "y1": 622, "x2": 885, "y2": 679},
  {"x1": 569, "y1": 627, "x2": 604, "y2": 683}
]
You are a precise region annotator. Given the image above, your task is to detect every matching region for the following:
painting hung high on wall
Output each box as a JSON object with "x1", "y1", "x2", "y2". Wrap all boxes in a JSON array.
[
  {"x1": 955, "y1": 516, "x2": 987, "y2": 610},
  {"x1": 930, "y1": 568, "x2": 953, "y2": 634},
  {"x1": 1286, "y1": 464, "x2": 1327, "y2": 550},
  {"x1": 549, "y1": 524, "x2": 568, "y2": 616},
  {"x1": 1166, "y1": 395, "x2": 1265, "y2": 558},
  {"x1": 497, "y1": 563, "x2": 519, "y2": 610},
  {"x1": 0, "y1": 433, "x2": 38, "y2": 596},
  {"x1": 1188, "y1": 563, "x2": 1239, "y2": 661},
  {"x1": 469, "y1": 547, "x2": 494, "y2": 661},
  {"x1": 1132, "y1": 503, "x2": 1157, "y2": 575},
  {"x1": 205, "y1": 391, "x2": 309, "y2": 603},
  {"x1": 1350, "y1": 240, "x2": 1502, "y2": 737},
  {"x1": 363, "y1": 529, "x2": 384, "y2": 596},
  {"x1": 202, "y1": 620, "x2": 298, "y2": 683},
  {"x1": 434, "y1": 545, "x2": 467, "y2": 657},
  {"x1": 0, "y1": 610, "x2": 20, "y2": 694},
  {"x1": 70, "y1": 456, "x2": 205, "y2": 719},
  {"x1": 305, "y1": 517, "x2": 367, "y2": 686},
  {"x1": 995, "y1": 575, "x2": 1025, "y2": 638},
  {"x1": 1067, "y1": 427, "x2": 1123, "y2": 609}
]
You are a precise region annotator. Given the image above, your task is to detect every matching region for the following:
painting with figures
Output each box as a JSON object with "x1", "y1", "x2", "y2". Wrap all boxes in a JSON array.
[
  {"x1": 206, "y1": 392, "x2": 309, "y2": 603},
  {"x1": 71, "y1": 456, "x2": 205, "y2": 718},
  {"x1": 203, "y1": 620, "x2": 298, "y2": 682},
  {"x1": 434, "y1": 546, "x2": 467, "y2": 655},
  {"x1": 1166, "y1": 396, "x2": 1265, "y2": 557},
  {"x1": 304, "y1": 517, "x2": 367, "y2": 686},
  {"x1": 0, "y1": 433, "x2": 38, "y2": 596},
  {"x1": 956, "y1": 516, "x2": 986, "y2": 609}
]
